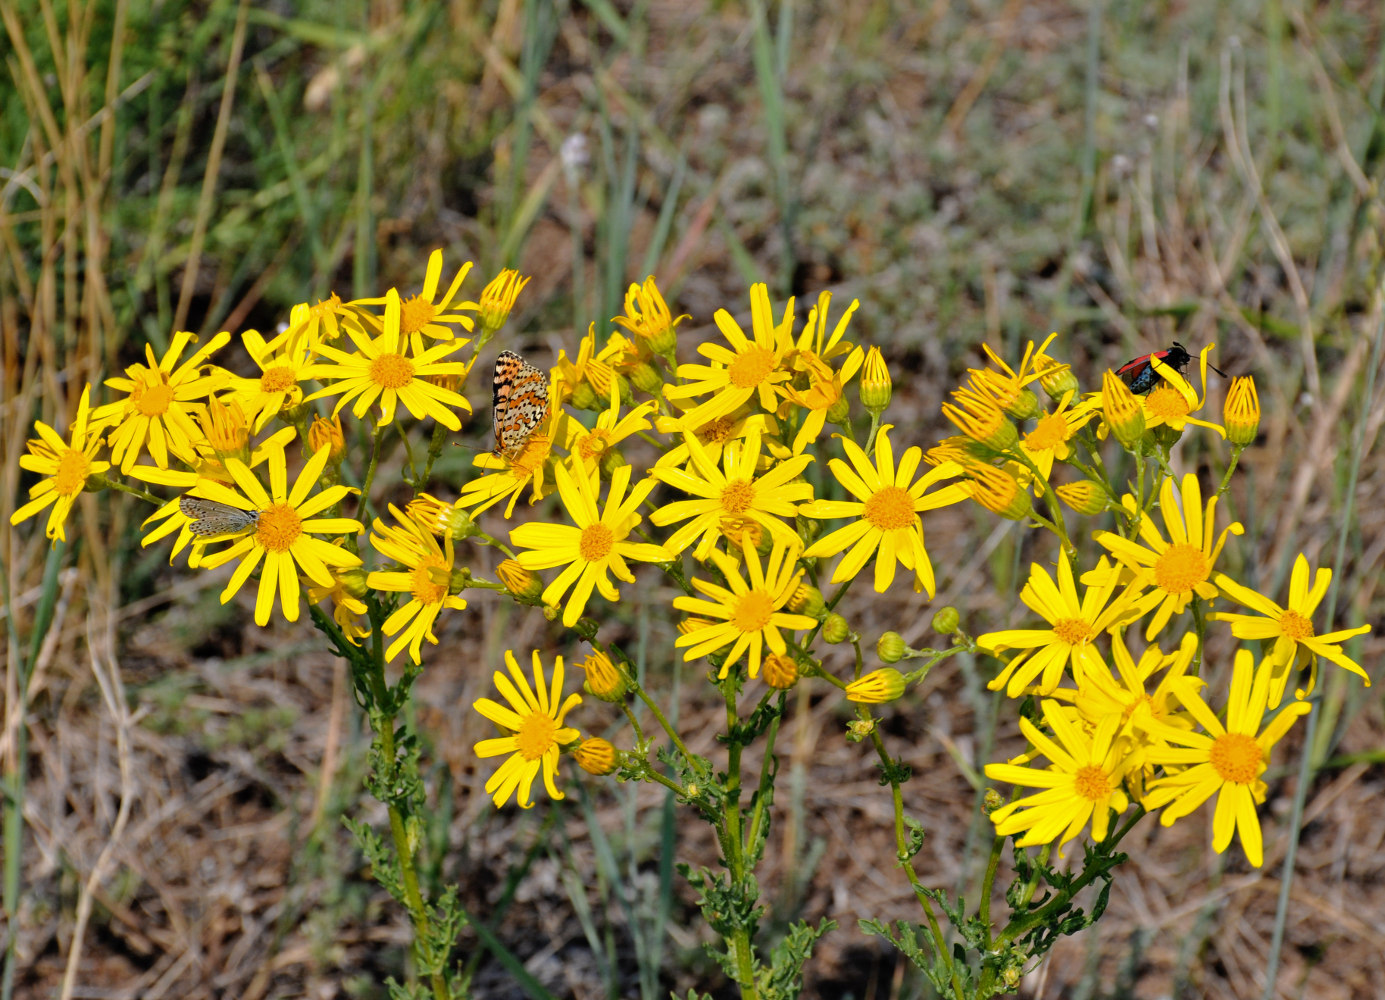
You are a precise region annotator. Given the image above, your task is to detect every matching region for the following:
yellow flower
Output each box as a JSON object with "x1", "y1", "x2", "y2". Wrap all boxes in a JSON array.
[
  {"x1": 971, "y1": 333, "x2": 1062, "y2": 413},
  {"x1": 131, "y1": 427, "x2": 297, "y2": 562},
  {"x1": 845, "y1": 668, "x2": 907, "y2": 704},
  {"x1": 473, "y1": 650, "x2": 582, "y2": 809},
  {"x1": 1224, "y1": 376, "x2": 1260, "y2": 447},
  {"x1": 472, "y1": 268, "x2": 530, "y2": 339},
  {"x1": 1140, "y1": 649, "x2": 1311, "y2": 867},
  {"x1": 674, "y1": 539, "x2": 817, "y2": 680},
  {"x1": 612, "y1": 275, "x2": 687, "y2": 358},
  {"x1": 652, "y1": 407, "x2": 781, "y2": 470},
  {"x1": 1018, "y1": 391, "x2": 1093, "y2": 485},
  {"x1": 367, "y1": 505, "x2": 469, "y2": 663},
  {"x1": 189, "y1": 445, "x2": 363, "y2": 626},
  {"x1": 984, "y1": 699, "x2": 1133, "y2": 855},
  {"x1": 979, "y1": 554, "x2": 1145, "y2": 697},
  {"x1": 859, "y1": 346, "x2": 892, "y2": 414},
  {"x1": 353, "y1": 249, "x2": 475, "y2": 348},
  {"x1": 226, "y1": 330, "x2": 315, "y2": 433},
  {"x1": 662, "y1": 283, "x2": 794, "y2": 429},
  {"x1": 11, "y1": 386, "x2": 109, "y2": 543},
  {"x1": 573, "y1": 649, "x2": 628, "y2": 701},
  {"x1": 93, "y1": 330, "x2": 230, "y2": 471},
  {"x1": 1054, "y1": 480, "x2": 1108, "y2": 516},
  {"x1": 554, "y1": 324, "x2": 620, "y2": 409},
  {"x1": 307, "y1": 413, "x2": 346, "y2": 463},
  {"x1": 573, "y1": 737, "x2": 620, "y2": 776},
  {"x1": 649, "y1": 427, "x2": 813, "y2": 560},
  {"x1": 307, "y1": 570, "x2": 371, "y2": 645},
  {"x1": 965, "y1": 464, "x2": 1031, "y2": 520},
  {"x1": 510, "y1": 462, "x2": 670, "y2": 627},
  {"x1": 304, "y1": 289, "x2": 470, "y2": 429},
  {"x1": 1209, "y1": 554, "x2": 1371, "y2": 706},
  {"x1": 263, "y1": 293, "x2": 355, "y2": 357},
  {"x1": 778, "y1": 344, "x2": 865, "y2": 454},
  {"x1": 800, "y1": 426, "x2": 968, "y2": 597},
  {"x1": 1139, "y1": 344, "x2": 1225, "y2": 438},
  {"x1": 200, "y1": 396, "x2": 252, "y2": 458},
  {"x1": 1091, "y1": 474, "x2": 1243, "y2": 640},
  {"x1": 941, "y1": 391, "x2": 1018, "y2": 451},
  {"x1": 456, "y1": 406, "x2": 574, "y2": 519},
  {"x1": 568, "y1": 388, "x2": 655, "y2": 476}
]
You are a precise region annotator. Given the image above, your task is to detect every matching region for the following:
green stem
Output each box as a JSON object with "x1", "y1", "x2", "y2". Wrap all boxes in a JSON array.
[
  {"x1": 104, "y1": 478, "x2": 165, "y2": 505},
  {"x1": 360, "y1": 423, "x2": 388, "y2": 521},
  {"x1": 1216, "y1": 445, "x2": 1244, "y2": 498},
  {"x1": 719, "y1": 683, "x2": 759, "y2": 999}
]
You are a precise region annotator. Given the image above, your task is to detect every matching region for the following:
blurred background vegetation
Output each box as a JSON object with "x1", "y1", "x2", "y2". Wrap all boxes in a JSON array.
[{"x1": 2, "y1": 0, "x2": 1382, "y2": 997}]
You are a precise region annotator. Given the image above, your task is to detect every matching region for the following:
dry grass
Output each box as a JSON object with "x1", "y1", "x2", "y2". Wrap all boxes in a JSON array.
[{"x1": 4, "y1": 1, "x2": 1384, "y2": 997}]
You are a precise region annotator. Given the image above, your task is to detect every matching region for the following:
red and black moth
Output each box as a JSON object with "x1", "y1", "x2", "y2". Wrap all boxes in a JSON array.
[{"x1": 1115, "y1": 342, "x2": 1226, "y2": 395}]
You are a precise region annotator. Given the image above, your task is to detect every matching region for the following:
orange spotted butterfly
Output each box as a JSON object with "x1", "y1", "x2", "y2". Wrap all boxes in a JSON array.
[{"x1": 491, "y1": 350, "x2": 550, "y2": 459}]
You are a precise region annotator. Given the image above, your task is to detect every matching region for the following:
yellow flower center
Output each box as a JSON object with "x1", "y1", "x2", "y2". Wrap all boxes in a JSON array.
[
  {"x1": 1072, "y1": 763, "x2": 1111, "y2": 801},
  {"x1": 699, "y1": 416, "x2": 737, "y2": 444},
  {"x1": 261, "y1": 366, "x2": 297, "y2": 392},
  {"x1": 720, "y1": 479, "x2": 756, "y2": 515},
  {"x1": 727, "y1": 346, "x2": 776, "y2": 389},
  {"x1": 1209, "y1": 731, "x2": 1262, "y2": 785},
  {"x1": 578, "y1": 522, "x2": 615, "y2": 562},
  {"x1": 1025, "y1": 412, "x2": 1069, "y2": 452},
  {"x1": 514, "y1": 711, "x2": 560, "y2": 761},
  {"x1": 1279, "y1": 609, "x2": 1315, "y2": 641},
  {"x1": 53, "y1": 448, "x2": 90, "y2": 496},
  {"x1": 400, "y1": 293, "x2": 437, "y2": 335},
  {"x1": 577, "y1": 429, "x2": 611, "y2": 461},
  {"x1": 863, "y1": 485, "x2": 915, "y2": 531},
  {"x1": 1145, "y1": 386, "x2": 1189, "y2": 421},
  {"x1": 1052, "y1": 617, "x2": 1092, "y2": 645},
  {"x1": 1153, "y1": 543, "x2": 1209, "y2": 595},
  {"x1": 1121, "y1": 693, "x2": 1155, "y2": 724},
  {"x1": 369, "y1": 353, "x2": 416, "y2": 388},
  {"x1": 409, "y1": 555, "x2": 450, "y2": 604},
  {"x1": 255, "y1": 502, "x2": 303, "y2": 552},
  {"x1": 731, "y1": 589, "x2": 775, "y2": 634},
  {"x1": 132, "y1": 375, "x2": 174, "y2": 417}
]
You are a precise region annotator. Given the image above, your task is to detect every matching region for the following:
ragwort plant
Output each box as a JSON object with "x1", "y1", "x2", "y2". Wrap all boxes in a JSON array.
[{"x1": 11, "y1": 257, "x2": 1372, "y2": 998}]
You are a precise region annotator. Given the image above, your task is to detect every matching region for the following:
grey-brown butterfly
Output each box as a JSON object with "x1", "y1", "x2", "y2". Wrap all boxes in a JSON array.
[{"x1": 179, "y1": 495, "x2": 261, "y2": 536}]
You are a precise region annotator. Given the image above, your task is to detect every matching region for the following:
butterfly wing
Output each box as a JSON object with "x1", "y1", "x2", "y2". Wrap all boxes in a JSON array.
[{"x1": 492, "y1": 351, "x2": 550, "y2": 458}]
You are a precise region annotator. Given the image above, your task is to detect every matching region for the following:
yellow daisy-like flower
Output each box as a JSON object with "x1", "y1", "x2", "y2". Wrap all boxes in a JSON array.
[
  {"x1": 457, "y1": 406, "x2": 575, "y2": 519},
  {"x1": 778, "y1": 344, "x2": 865, "y2": 455},
  {"x1": 263, "y1": 293, "x2": 355, "y2": 357},
  {"x1": 303, "y1": 288, "x2": 470, "y2": 429},
  {"x1": 226, "y1": 330, "x2": 315, "y2": 433},
  {"x1": 510, "y1": 462, "x2": 670, "y2": 627},
  {"x1": 307, "y1": 569, "x2": 371, "y2": 645},
  {"x1": 1139, "y1": 344, "x2": 1225, "y2": 438},
  {"x1": 649, "y1": 427, "x2": 813, "y2": 560},
  {"x1": 92, "y1": 330, "x2": 230, "y2": 471},
  {"x1": 984, "y1": 699, "x2": 1133, "y2": 855},
  {"x1": 190, "y1": 445, "x2": 363, "y2": 626},
  {"x1": 367, "y1": 505, "x2": 469, "y2": 663},
  {"x1": 1209, "y1": 554, "x2": 1372, "y2": 706},
  {"x1": 1090, "y1": 474, "x2": 1243, "y2": 640},
  {"x1": 1140, "y1": 649, "x2": 1312, "y2": 867},
  {"x1": 553, "y1": 324, "x2": 620, "y2": 409},
  {"x1": 132, "y1": 426, "x2": 297, "y2": 562},
  {"x1": 11, "y1": 386, "x2": 109, "y2": 543},
  {"x1": 354, "y1": 249, "x2": 475, "y2": 348},
  {"x1": 1017, "y1": 391, "x2": 1094, "y2": 485},
  {"x1": 569, "y1": 389, "x2": 656, "y2": 476},
  {"x1": 800, "y1": 426, "x2": 968, "y2": 597},
  {"x1": 662, "y1": 283, "x2": 795, "y2": 429},
  {"x1": 673, "y1": 539, "x2": 817, "y2": 680},
  {"x1": 652, "y1": 407, "x2": 781, "y2": 469},
  {"x1": 473, "y1": 650, "x2": 582, "y2": 809},
  {"x1": 612, "y1": 275, "x2": 687, "y2": 358},
  {"x1": 980, "y1": 554, "x2": 1145, "y2": 697}
]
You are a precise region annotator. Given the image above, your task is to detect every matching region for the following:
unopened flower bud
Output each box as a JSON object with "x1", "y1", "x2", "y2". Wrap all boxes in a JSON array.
[
  {"x1": 876, "y1": 631, "x2": 907, "y2": 663},
  {"x1": 1004, "y1": 387, "x2": 1040, "y2": 422},
  {"x1": 762, "y1": 653, "x2": 799, "y2": 690},
  {"x1": 1035, "y1": 352, "x2": 1078, "y2": 399},
  {"x1": 496, "y1": 559, "x2": 545, "y2": 604},
  {"x1": 967, "y1": 466, "x2": 1031, "y2": 520},
  {"x1": 628, "y1": 361, "x2": 664, "y2": 395},
  {"x1": 983, "y1": 787, "x2": 1005, "y2": 814},
  {"x1": 822, "y1": 613, "x2": 851, "y2": 644},
  {"x1": 340, "y1": 567, "x2": 369, "y2": 599},
  {"x1": 1101, "y1": 369, "x2": 1145, "y2": 449},
  {"x1": 575, "y1": 650, "x2": 629, "y2": 701},
  {"x1": 931, "y1": 607, "x2": 960, "y2": 635},
  {"x1": 943, "y1": 396, "x2": 1018, "y2": 452},
  {"x1": 308, "y1": 414, "x2": 346, "y2": 463},
  {"x1": 859, "y1": 346, "x2": 893, "y2": 414},
  {"x1": 845, "y1": 668, "x2": 906, "y2": 704},
  {"x1": 1055, "y1": 480, "x2": 1108, "y2": 516},
  {"x1": 573, "y1": 738, "x2": 620, "y2": 775},
  {"x1": 1224, "y1": 375, "x2": 1260, "y2": 447},
  {"x1": 788, "y1": 582, "x2": 825, "y2": 618}
]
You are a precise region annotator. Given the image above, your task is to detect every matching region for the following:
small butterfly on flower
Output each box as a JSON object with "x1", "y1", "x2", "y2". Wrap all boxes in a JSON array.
[
  {"x1": 179, "y1": 495, "x2": 261, "y2": 536},
  {"x1": 491, "y1": 350, "x2": 550, "y2": 459}
]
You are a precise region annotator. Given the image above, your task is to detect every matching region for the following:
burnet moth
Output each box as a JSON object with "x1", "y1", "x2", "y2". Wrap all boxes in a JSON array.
[{"x1": 1115, "y1": 342, "x2": 1226, "y2": 395}]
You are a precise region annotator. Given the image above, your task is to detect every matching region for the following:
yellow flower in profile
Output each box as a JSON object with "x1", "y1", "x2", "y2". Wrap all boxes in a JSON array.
[
  {"x1": 972, "y1": 332, "x2": 1062, "y2": 411},
  {"x1": 984, "y1": 700, "x2": 1133, "y2": 855},
  {"x1": 612, "y1": 275, "x2": 687, "y2": 357},
  {"x1": 354, "y1": 249, "x2": 475, "y2": 348},
  {"x1": 11, "y1": 386, "x2": 109, "y2": 543},
  {"x1": 652, "y1": 407, "x2": 781, "y2": 470},
  {"x1": 304, "y1": 289, "x2": 470, "y2": 429},
  {"x1": 1209, "y1": 554, "x2": 1371, "y2": 706},
  {"x1": 845, "y1": 668, "x2": 907, "y2": 704},
  {"x1": 1224, "y1": 375, "x2": 1260, "y2": 446},
  {"x1": 662, "y1": 283, "x2": 794, "y2": 429},
  {"x1": 367, "y1": 505, "x2": 469, "y2": 663},
  {"x1": 307, "y1": 569, "x2": 371, "y2": 645},
  {"x1": 189, "y1": 445, "x2": 363, "y2": 626},
  {"x1": 649, "y1": 427, "x2": 812, "y2": 560},
  {"x1": 941, "y1": 391, "x2": 1017, "y2": 451},
  {"x1": 1090, "y1": 474, "x2": 1243, "y2": 640},
  {"x1": 1140, "y1": 649, "x2": 1311, "y2": 867},
  {"x1": 226, "y1": 330, "x2": 316, "y2": 433},
  {"x1": 93, "y1": 330, "x2": 230, "y2": 471},
  {"x1": 263, "y1": 293, "x2": 354, "y2": 357},
  {"x1": 473, "y1": 650, "x2": 582, "y2": 809},
  {"x1": 472, "y1": 268, "x2": 530, "y2": 339},
  {"x1": 510, "y1": 462, "x2": 670, "y2": 627},
  {"x1": 800, "y1": 426, "x2": 968, "y2": 597},
  {"x1": 980, "y1": 554, "x2": 1145, "y2": 697},
  {"x1": 674, "y1": 539, "x2": 817, "y2": 680},
  {"x1": 1098, "y1": 369, "x2": 1145, "y2": 447},
  {"x1": 778, "y1": 345, "x2": 864, "y2": 454}
]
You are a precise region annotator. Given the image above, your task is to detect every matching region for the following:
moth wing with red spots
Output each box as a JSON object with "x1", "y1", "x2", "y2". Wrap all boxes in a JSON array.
[{"x1": 491, "y1": 350, "x2": 550, "y2": 459}]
